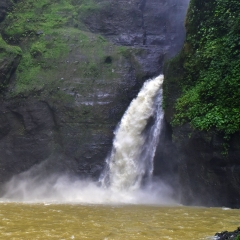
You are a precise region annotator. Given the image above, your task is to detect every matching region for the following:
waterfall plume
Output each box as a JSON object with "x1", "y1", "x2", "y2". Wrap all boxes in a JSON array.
[
  {"x1": 0, "y1": 75, "x2": 175, "y2": 205},
  {"x1": 101, "y1": 75, "x2": 164, "y2": 191}
]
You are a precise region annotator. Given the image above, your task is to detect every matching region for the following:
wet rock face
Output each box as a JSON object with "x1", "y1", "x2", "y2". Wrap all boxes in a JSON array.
[
  {"x1": 153, "y1": 119, "x2": 180, "y2": 199},
  {"x1": 0, "y1": 101, "x2": 56, "y2": 181},
  {"x1": 172, "y1": 125, "x2": 240, "y2": 207},
  {"x1": 164, "y1": 62, "x2": 240, "y2": 207},
  {"x1": 0, "y1": 0, "x2": 10, "y2": 22},
  {"x1": 163, "y1": 100, "x2": 240, "y2": 206},
  {"x1": 84, "y1": 0, "x2": 189, "y2": 46},
  {"x1": 84, "y1": 0, "x2": 189, "y2": 63},
  {"x1": 0, "y1": 0, "x2": 189, "y2": 183},
  {"x1": 163, "y1": 0, "x2": 240, "y2": 208}
]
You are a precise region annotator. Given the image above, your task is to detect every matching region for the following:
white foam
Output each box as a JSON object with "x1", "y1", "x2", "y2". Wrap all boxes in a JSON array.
[
  {"x1": 0, "y1": 75, "x2": 176, "y2": 205},
  {"x1": 1, "y1": 174, "x2": 175, "y2": 205},
  {"x1": 102, "y1": 75, "x2": 164, "y2": 191}
]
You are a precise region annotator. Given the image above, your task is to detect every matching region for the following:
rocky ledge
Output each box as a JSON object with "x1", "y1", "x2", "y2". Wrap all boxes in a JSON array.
[{"x1": 215, "y1": 228, "x2": 240, "y2": 240}]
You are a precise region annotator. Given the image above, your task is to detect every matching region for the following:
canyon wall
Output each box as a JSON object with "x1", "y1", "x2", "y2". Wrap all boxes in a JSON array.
[
  {"x1": 0, "y1": 0, "x2": 189, "y2": 184},
  {"x1": 164, "y1": 0, "x2": 240, "y2": 207}
]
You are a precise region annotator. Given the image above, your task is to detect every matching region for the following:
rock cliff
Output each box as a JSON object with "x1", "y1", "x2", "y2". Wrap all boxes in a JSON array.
[
  {"x1": 164, "y1": 0, "x2": 240, "y2": 207},
  {"x1": 0, "y1": 0, "x2": 189, "y2": 184}
]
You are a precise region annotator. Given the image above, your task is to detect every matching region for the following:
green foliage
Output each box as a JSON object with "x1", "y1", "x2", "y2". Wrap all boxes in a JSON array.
[
  {"x1": 3, "y1": 1, "x2": 70, "y2": 40},
  {"x1": 30, "y1": 41, "x2": 46, "y2": 57},
  {"x1": 0, "y1": 0, "x2": 107, "y2": 96},
  {"x1": 1, "y1": 0, "x2": 100, "y2": 42},
  {"x1": 15, "y1": 52, "x2": 42, "y2": 93},
  {"x1": 236, "y1": 234, "x2": 240, "y2": 240},
  {"x1": 171, "y1": 0, "x2": 240, "y2": 137},
  {"x1": 0, "y1": 0, "x2": 135, "y2": 106},
  {"x1": 0, "y1": 35, "x2": 22, "y2": 56}
]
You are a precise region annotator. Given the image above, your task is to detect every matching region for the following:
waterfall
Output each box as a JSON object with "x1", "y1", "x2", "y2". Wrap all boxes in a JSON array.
[
  {"x1": 101, "y1": 75, "x2": 164, "y2": 192},
  {"x1": 0, "y1": 74, "x2": 175, "y2": 204}
]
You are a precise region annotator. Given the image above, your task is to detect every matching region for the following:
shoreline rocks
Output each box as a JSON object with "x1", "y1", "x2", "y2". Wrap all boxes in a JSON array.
[{"x1": 215, "y1": 228, "x2": 240, "y2": 240}]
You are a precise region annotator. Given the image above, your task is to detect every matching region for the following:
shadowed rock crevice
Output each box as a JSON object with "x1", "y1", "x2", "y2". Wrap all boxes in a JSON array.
[{"x1": 137, "y1": 0, "x2": 147, "y2": 45}]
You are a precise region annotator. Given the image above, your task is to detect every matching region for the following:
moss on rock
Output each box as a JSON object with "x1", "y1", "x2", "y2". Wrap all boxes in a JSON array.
[
  {"x1": 0, "y1": 35, "x2": 22, "y2": 90},
  {"x1": 0, "y1": 0, "x2": 142, "y2": 102}
]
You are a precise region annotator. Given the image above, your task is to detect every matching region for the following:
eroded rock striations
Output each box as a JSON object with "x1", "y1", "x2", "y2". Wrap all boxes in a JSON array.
[{"x1": 0, "y1": 0, "x2": 189, "y2": 185}]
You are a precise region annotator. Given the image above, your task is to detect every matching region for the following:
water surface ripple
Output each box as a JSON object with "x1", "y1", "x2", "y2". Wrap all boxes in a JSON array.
[{"x1": 0, "y1": 203, "x2": 239, "y2": 240}]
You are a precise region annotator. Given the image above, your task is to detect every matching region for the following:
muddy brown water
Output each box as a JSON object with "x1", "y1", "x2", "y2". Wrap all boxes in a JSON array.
[{"x1": 0, "y1": 203, "x2": 240, "y2": 239}]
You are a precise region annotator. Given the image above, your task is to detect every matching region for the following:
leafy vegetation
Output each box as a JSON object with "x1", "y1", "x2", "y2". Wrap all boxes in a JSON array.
[
  {"x1": 236, "y1": 234, "x2": 240, "y2": 240},
  {"x1": 167, "y1": 0, "x2": 240, "y2": 137},
  {"x1": 1, "y1": 0, "x2": 100, "y2": 42}
]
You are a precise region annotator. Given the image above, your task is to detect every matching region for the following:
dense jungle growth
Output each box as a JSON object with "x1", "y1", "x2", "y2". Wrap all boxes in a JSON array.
[
  {"x1": 163, "y1": 0, "x2": 240, "y2": 208},
  {"x1": 164, "y1": 0, "x2": 240, "y2": 138}
]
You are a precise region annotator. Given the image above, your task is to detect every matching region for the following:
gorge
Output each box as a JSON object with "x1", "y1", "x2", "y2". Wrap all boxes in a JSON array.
[
  {"x1": 0, "y1": 0, "x2": 189, "y2": 201},
  {"x1": 0, "y1": 0, "x2": 240, "y2": 210},
  {"x1": 1, "y1": 0, "x2": 240, "y2": 239},
  {"x1": 1, "y1": 75, "x2": 173, "y2": 204}
]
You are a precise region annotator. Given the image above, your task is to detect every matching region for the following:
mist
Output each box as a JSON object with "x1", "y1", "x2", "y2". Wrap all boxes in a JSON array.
[
  {"x1": 0, "y1": 76, "x2": 177, "y2": 206},
  {"x1": 0, "y1": 166, "x2": 176, "y2": 205}
]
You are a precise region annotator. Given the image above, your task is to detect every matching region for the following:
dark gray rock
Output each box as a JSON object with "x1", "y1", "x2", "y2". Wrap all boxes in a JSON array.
[
  {"x1": 0, "y1": 100, "x2": 56, "y2": 182},
  {"x1": 0, "y1": 0, "x2": 190, "y2": 185},
  {"x1": 174, "y1": 126, "x2": 240, "y2": 207},
  {"x1": 0, "y1": 0, "x2": 10, "y2": 22},
  {"x1": 0, "y1": 0, "x2": 20, "y2": 22},
  {"x1": 215, "y1": 227, "x2": 240, "y2": 240},
  {"x1": 153, "y1": 118, "x2": 180, "y2": 200},
  {"x1": 83, "y1": 0, "x2": 189, "y2": 72}
]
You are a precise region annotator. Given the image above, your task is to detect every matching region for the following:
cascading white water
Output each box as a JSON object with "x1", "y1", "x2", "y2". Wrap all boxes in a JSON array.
[
  {"x1": 102, "y1": 75, "x2": 164, "y2": 192},
  {"x1": 0, "y1": 74, "x2": 175, "y2": 204}
]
